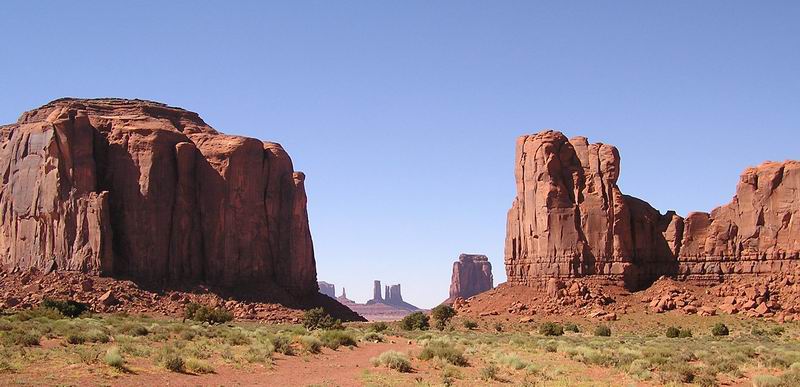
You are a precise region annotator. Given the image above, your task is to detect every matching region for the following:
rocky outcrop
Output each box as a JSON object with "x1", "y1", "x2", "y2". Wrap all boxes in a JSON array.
[
  {"x1": 366, "y1": 280, "x2": 420, "y2": 311},
  {"x1": 318, "y1": 281, "x2": 335, "y2": 298},
  {"x1": 677, "y1": 161, "x2": 800, "y2": 279},
  {"x1": 0, "y1": 98, "x2": 317, "y2": 297},
  {"x1": 446, "y1": 254, "x2": 493, "y2": 303},
  {"x1": 505, "y1": 130, "x2": 800, "y2": 290}
]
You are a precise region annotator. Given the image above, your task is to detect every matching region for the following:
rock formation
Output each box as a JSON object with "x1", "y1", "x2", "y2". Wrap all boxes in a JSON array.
[
  {"x1": 446, "y1": 254, "x2": 493, "y2": 303},
  {"x1": 0, "y1": 98, "x2": 317, "y2": 297},
  {"x1": 505, "y1": 130, "x2": 800, "y2": 290},
  {"x1": 366, "y1": 280, "x2": 420, "y2": 311},
  {"x1": 318, "y1": 281, "x2": 335, "y2": 298}
]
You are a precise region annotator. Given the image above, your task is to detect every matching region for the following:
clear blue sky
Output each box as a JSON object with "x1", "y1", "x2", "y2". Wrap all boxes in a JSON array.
[{"x1": 1, "y1": 2, "x2": 798, "y2": 308}]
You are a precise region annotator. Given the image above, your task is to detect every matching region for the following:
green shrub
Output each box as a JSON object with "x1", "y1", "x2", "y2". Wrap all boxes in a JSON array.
[
  {"x1": 41, "y1": 298, "x2": 89, "y2": 318},
  {"x1": 298, "y1": 335, "x2": 322, "y2": 353},
  {"x1": 162, "y1": 354, "x2": 185, "y2": 373},
  {"x1": 418, "y1": 339, "x2": 467, "y2": 366},
  {"x1": 770, "y1": 326, "x2": 786, "y2": 336},
  {"x1": 3, "y1": 330, "x2": 40, "y2": 346},
  {"x1": 302, "y1": 308, "x2": 343, "y2": 331},
  {"x1": 85, "y1": 329, "x2": 110, "y2": 343},
  {"x1": 371, "y1": 350, "x2": 412, "y2": 372},
  {"x1": 104, "y1": 346, "x2": 125, "y2": 369},
  {"x1": 370, "y1": 321, "x2": 388, "y2": 332},
  {"x1": 751, "y1": 374, "x2": 781, "y2": 387},
  {"x1": 66, "y1": 333, "x2": 86, "y2": 344},
  {"x1": 430, "y1": 305, "x2": 456, "y2": 330},
  {"x1": 185, "y1": 358, "x2": 214, "y2": 374},
  {"x1": 539, "y1": 322, "x2": 564, "y2": 336},
  {"x1": 711, "y1": 323, "x2": 729, "y2": 336},
  {"x1": 362, "y1": 332, "x2": 384, "y2": 343},
  {"x1": 118, "y1": 323, "x2": 149, "y2": 336},
  {"x1": 463, "y1": 320, "x2": 478, "y2": 330},
  {"x1": 497, "y1": 353, "x2": 528, "y2": 370},
  {"x1": 678, "y1": 328, "x2": 693, "y2": 338},
  {"x1": 666, "y1": 326, "x2": 680, "y2": 338},
  {"x1": 564, "y1": 323, "x2": 579, "y2": 333},
  {"x1": 480, "y1": 364, "x2": 499, "y2": 381},
  {"x1": 184, "y1": 303, "x2": 233, "y2": 325},
  {"x1": 400, "y1": 312, "x2": 429, "y2": 331},
  {"x1": 594, "y1": 325, "x2": 611, "y2": 337},
  {"x1": 271, "y1": 334, "x2": 294, "y2": 355},
  {"x1": 319, "y1": 330, "x2": 357, "y2": 350},
  {"x1": 16, "y1": 306, "x2": 63, "y2": 321}
]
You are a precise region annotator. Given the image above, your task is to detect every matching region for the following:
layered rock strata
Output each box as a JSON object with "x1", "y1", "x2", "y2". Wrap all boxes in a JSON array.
[
  {"x1": 0, "y1": 98, "x2": 317, "y2": 297},
  {"x1": 505, "y1": 130, "x2": 800, "y2": 289}
]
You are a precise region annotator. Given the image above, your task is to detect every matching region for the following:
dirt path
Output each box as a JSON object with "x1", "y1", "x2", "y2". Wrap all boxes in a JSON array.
[{"x1": 104, "y1": 338, "x2": 416, "y2": 387}]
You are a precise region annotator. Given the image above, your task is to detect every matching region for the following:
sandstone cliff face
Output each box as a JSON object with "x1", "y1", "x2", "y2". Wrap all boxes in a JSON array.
[
  {"x1": 505, "y1": 130, "x2": 799, "y2": 289},
  {"x1": 0, "y1": 98, "x2": 317, "y2": 297},
  {"x1": 448, "y1": 254, "x2": 493, "y2": 302},
  {"x1": 678, "y1": 161, "x2": 800, "y2": 278}
]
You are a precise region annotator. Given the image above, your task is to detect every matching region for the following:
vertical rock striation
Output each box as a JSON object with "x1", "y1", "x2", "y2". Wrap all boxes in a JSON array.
[
  {"x1": 446, "y1": 254, "x2": 493, "y2": 303},
  {"x1": 505, "y1": 130, "x2": 800, "y2": 290},
  {"x1": 0, "y1": 98, "x2": 317, "y2": 297}
]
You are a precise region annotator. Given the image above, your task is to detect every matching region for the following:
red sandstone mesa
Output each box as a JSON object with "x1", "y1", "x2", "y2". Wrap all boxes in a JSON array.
[
  {"x1": 446, "y1": 254, "x2": 493, "y2": 303},
  {"x1": 505, "y1": 130, "x2": 800, "y2": 290},
  {"x1": 0, "y1": 98, "x2": 317, "y2": 297}
]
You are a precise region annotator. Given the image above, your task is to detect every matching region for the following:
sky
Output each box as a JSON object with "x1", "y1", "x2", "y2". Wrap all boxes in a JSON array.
[{"x1": 1, "y1": 1, "x2": 798, "y2": 308}]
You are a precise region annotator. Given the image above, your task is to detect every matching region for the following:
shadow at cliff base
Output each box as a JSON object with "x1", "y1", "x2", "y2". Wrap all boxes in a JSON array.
[{"x1": 116, "y1": 277, "x2": 366, "y2": 322}]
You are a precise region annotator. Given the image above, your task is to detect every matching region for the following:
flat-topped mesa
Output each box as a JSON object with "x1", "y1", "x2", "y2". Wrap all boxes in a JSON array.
[
  {"x1": 505, "y1": 130, "x2": 800, "y2": 290},
  {"x1": 677, "y1": 160, "x2": 800, "y2": 278},
  {"x1": 0, "y1": 98, "x2": 317, "y2": 297},
  {"x1": 447, "y1": 254, "x2": 493, "y2": 303}
]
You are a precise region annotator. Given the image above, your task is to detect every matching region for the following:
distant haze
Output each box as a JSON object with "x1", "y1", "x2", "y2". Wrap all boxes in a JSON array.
[{"x1": 1, "y1": 2, "x2": 798, "y2": 308}]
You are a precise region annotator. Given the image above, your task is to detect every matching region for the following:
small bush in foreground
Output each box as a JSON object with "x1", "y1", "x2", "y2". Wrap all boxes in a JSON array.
[
  {"x1": 271, "y1": 334, "x2": 294, "y2": 355},
  {"x1": 594, "y1": 325, "x2": 611, "y2": 337},
  {"x1": 493, "y1": 322, "x2": 503, "y2": 332},
  {"x1": 371, "y1": 350, "x2": 412, "y2": 372},
  {"x1": 401, "y1": 312, "x2": 429, "y2": 331},
  {"x1": 303, "y1": 307, "x2": 343, "y2": 331},
  {"x1": 712, "y1": 323, "x2": 729, "y2": 336},
  {"x1": 430, "y1": 305, "x2": 456, "y2": 330},
  {"x1": 162, "y1": 354, "x2": 185, "y2": 373},
  {"x1": 66, "y1": 333, "x2": 86, "y2": 344},
  {"x1": 564, "y1": 323, "x2": 579, "y2": 333},
  {"x1": 185, "y1": 358, "x2": 215, "y2": 374},
  {"x1": 184, "y1": 303, "x2": 233, "y2": 324},
  {"x1": 3, "y1": 330, "x2": 40, "y2": 346},
  {"x1": 418, "y1": 340, "x2": 467, "y2": 366},
  {"x1": 480, "y1": 364, "x2": 499, "y2": 381},
  {"x1": 103, "y1": 347, "x2": 125, "y2": 369},
  {"x1": 463, "y1": 320, "x2": 478, "y2": 330},
  {"x1": 666, "y1": 326, "x2": 680, "y2": 338},
  {"x1": 370, "y1": 321, "x2": 388, "y2": 332},
  {"x1": 41, "y1": 298, "x2": 89, "y2": 318},
  {"x1": 298, "y1": 335, "x2": 322, "y2": 353},
  {"x1": 319, "y1": 330, "x2": 357, "y2": 350},
  {"x1": 362, "y1": 332, "x2": 384, "y2": 343},
  {"x1": 539, "y1": 322, "x2": 564, "y2": 336},
  {"x1": 678, "y1": 328, "x2": 693, "y2": 338}
]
